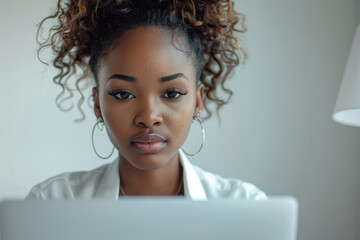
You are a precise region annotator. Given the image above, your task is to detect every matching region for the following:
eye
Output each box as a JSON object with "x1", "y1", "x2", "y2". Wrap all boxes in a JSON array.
[
  {"x1": 162, "y1": 88, "x2": 188, "y2": 100},
  {"x1": 107, "y1": 90, "x2": 135, "y2": 101}
]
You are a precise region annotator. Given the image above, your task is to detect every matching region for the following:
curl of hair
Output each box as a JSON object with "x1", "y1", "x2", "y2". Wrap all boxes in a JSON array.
[{"x1": 37, "y1": 0, "x2": 247, "y2": 122}]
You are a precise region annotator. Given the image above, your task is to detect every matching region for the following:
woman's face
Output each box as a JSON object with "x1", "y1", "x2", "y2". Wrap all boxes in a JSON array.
[{"x1": 93, "y1": 26, "x2": 204, "y2": 170}]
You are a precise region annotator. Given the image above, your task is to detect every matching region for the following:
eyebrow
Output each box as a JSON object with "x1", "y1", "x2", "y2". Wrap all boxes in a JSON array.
[{"x1": 107, "y1": 73, "x2": 189, "y2": 83}]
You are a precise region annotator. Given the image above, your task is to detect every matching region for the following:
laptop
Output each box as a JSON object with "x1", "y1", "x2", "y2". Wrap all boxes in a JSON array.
[{"x1": 0, "y1": 196, "x2": 298, "y2": 240}]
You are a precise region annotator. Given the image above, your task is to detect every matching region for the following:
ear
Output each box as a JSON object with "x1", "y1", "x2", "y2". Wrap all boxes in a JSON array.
[
  {"x1": 92, "y1": 87, "x2": 102, "y2": 119},
  {"x1": 195, "y1": 84, "x2": 204, "y2": 115}
]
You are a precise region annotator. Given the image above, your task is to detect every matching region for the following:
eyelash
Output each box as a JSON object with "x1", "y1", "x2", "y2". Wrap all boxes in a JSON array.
[
  {"x1": 107, "y1": 88, "x2": 188, "y2": 101},
  {"x1": 107, "y1": 89, "x2": 135, "y2": 101},
  {"x1": 163, "y1": 88, "x2": 188, "y2": 100}
]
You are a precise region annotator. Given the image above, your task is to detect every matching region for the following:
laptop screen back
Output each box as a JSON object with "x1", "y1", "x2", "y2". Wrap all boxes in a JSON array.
[{"x1": 0, "y1": 197, "x2": 298, "y2": 240}]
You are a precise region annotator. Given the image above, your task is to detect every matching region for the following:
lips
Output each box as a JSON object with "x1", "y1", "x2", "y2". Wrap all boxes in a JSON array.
[{"x1": 130, "y1": 133, "x2": 167, "y2": 154}]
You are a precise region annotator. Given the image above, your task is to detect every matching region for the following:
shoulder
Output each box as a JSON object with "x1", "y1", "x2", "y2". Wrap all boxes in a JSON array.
[
  {"x1": 25, "y1": 162, "x2": 111, "y2": 200},
  {"x1": 193, "y1": 164, "x2": 267, "y2": 200}
]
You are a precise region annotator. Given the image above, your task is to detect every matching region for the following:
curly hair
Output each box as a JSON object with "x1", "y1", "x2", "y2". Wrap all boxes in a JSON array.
[{"x1": 37, "y1": 0, "x2": 247, "y2": 122}]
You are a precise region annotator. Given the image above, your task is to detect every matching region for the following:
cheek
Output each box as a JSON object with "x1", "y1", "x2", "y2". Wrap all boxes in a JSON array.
[
  {"x1": 99, "y1": 95, "x2": 133, "y2": 145},
  {"x1": 164, "y1": 99, "x2": 195, "y2": 144}
]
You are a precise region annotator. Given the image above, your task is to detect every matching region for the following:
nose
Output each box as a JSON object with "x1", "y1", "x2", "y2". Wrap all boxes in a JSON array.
[{"x1": 134, "y1": 99, "x2": 163, "y2": 128}]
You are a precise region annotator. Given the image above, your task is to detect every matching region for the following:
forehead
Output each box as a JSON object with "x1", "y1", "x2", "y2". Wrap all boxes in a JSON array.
[{"x1": 98, "y1": 26, "x2": 196, "y2": 82}]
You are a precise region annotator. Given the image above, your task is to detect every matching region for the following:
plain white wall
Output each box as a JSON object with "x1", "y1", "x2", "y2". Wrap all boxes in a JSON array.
[{"x1": 1, "y1": 0, "x2": 359, "y2": 240}]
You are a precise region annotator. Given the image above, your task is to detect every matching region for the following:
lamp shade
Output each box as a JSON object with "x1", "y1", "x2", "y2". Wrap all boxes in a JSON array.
[{"x1": 333, "y1": 24, "x2": 360, "y2": 127}]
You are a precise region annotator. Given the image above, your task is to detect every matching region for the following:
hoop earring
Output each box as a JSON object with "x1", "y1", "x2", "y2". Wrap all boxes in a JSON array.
[
  {"x1": 91, "y1": 117, "x2": 115, "y2": 159},
  {"x1": 182, "y1": 115, "x2": 205, "y2": 156}
]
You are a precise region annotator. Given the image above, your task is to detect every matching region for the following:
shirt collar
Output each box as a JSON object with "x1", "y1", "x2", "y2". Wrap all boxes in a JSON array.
[
  {"x1": 94, "y1": 156, "x2": 120, "y2": 199},
  {"x1": 178, "y1": 149, "x2": 207, "y2": 200},
  {"x1": 94, "y1": 150, "x2": 207, "y2": 200}
]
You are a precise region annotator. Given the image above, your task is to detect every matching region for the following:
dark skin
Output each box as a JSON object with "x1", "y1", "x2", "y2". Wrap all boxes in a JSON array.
[{"x1": 92, "y1": 26, "x2": 204, "y2": 196}]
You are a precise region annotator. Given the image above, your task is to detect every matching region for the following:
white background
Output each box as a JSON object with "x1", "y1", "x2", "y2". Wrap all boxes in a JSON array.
[{"x1": 1, "y1": 0, "x2": 360, "y2": 239}]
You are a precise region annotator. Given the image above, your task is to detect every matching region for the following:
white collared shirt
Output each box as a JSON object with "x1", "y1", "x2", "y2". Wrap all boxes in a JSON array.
[{"x1": 25, "y1": 150, "x2": 267, "y2": 200}]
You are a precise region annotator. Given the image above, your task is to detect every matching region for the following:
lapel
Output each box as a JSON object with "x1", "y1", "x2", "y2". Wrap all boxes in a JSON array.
[
  {"x1": 179, "y1": 149, "x2": 207, "y2": 200},
  {"x1": 94, "y1": 157, "x2": 120, "y2": 199}
]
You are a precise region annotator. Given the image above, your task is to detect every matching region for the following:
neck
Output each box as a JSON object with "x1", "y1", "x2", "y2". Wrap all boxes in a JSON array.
[{"x1": 118, "y1": 152, "x2": 183, "y2": 196}]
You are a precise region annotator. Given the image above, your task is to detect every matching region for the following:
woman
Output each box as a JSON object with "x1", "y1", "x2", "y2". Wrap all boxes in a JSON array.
[{"x1": 26, "y1": 0, "x2": 266, "y2": 200}]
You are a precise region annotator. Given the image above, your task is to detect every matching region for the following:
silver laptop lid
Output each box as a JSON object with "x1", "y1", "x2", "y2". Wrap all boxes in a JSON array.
[{"x1": 0, "y1": 197, "x2": 298, "y2": 240}]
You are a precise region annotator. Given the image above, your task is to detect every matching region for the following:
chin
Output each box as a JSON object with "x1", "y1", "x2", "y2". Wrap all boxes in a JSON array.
[{"x1": 124, "y1": 149, "x2": 178, "y2": 171}]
